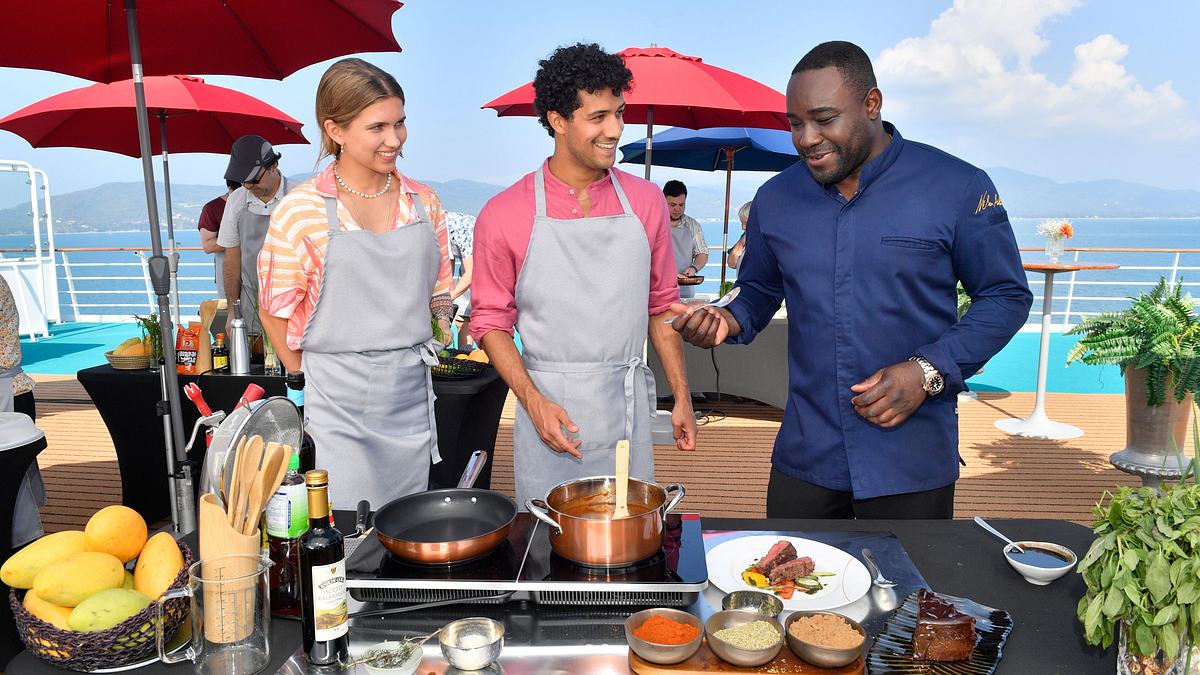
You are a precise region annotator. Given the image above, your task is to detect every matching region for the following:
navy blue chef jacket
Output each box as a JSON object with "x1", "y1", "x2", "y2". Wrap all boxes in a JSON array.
[{"x1": 727, "y1": 123, "x2": 1032, "y2": 499}]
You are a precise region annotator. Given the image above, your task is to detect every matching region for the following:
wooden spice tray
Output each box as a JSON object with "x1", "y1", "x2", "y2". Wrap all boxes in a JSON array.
[{"x1": 629, "y1": 639, "x2": 865, "y2": 674}]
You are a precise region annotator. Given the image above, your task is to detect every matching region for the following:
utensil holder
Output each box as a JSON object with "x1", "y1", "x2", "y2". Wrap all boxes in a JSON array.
[{"x1": 198, "y1": 493, "x2": 262, "y2": 643}]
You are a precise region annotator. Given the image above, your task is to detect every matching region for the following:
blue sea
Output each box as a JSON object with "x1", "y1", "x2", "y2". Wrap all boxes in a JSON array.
[{"x1": 0, "y1": 217, "x2": 1196, "y2": 321}]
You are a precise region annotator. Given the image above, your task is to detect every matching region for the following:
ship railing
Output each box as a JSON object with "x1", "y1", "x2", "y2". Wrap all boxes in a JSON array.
[{"x1": 0, "y1": 245, "x2": 1194, "y2": 331}]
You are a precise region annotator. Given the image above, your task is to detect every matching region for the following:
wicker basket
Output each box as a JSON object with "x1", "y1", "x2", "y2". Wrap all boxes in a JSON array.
[
  {"x1": 104, "y1": 350, "x2": 153, "y2": 370},
  {"x1": 10, "y1": 542, "x2": 194, "y2": 671}
]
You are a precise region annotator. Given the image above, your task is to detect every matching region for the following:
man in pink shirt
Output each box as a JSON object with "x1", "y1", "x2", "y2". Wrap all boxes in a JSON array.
[{"x1": 472, "y1": 43, "x2": 697, "y2": 506}]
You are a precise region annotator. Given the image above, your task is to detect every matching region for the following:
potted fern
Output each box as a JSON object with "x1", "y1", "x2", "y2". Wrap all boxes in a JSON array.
[{"x1": 1066, "y1": 278, "x2": 1198, "y2": 484}]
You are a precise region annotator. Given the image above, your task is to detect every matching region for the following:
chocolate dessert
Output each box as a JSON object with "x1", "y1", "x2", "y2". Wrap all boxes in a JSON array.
[
  {"x1": 768, "y1": 556, "x2": 815, "y2": 585},
  {"x1": 756, "y1": 540, "x2": 797, "y2": 575},
  {"x1": 912, "y1": 589, "x2": 976, "y2": 661}
]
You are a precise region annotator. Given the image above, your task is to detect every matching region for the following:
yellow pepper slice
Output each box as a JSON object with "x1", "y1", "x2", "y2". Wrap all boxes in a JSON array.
[{"x1": 741, "y1": 569, "x2": 769, "y2": 588}]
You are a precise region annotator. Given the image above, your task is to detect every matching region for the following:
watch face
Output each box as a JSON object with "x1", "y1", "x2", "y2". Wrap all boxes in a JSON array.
[{"x1": 928, "y1": 376, "x2": 945, "y2": 395}]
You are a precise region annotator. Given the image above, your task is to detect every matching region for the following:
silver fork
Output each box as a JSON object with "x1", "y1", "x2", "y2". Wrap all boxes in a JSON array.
[{"x1": 862, "y1": 548, "x2": 897, "y2": 588}]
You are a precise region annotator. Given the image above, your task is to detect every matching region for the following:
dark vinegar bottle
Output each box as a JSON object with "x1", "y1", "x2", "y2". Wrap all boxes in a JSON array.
[{"x1": 299, "y1": 469, "x2": 349, "y2": 665}]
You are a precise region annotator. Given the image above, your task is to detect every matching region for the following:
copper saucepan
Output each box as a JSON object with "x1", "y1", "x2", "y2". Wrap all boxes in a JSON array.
[{"x1": 526, "y1": 476, "x2": 685, "y2": 567}]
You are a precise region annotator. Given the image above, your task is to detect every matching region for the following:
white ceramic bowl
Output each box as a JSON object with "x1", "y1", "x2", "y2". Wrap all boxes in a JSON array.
[{"x1": 1003, "y1": 540, "x2": 1077, "y2": 585}]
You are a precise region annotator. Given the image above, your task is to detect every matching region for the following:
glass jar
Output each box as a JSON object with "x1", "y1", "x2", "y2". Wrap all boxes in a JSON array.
[
  {"x1": 1044, "y1": 236, "x2": 1065, "y2": 262},
  {"x1": 1118, "y1": 621, "x2": 1197, "y2": 675}
]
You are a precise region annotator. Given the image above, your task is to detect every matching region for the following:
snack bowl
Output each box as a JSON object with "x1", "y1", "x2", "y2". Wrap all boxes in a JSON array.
[
  {"x1": 783, "y1": 611, "x2": 866, "y2": 668},
  {"x1": 721, "y1": 590, "x2": 784, "y2": 618},
  {"x1": 624, "y1": 608, "x2": 704, "y2": 665},
  {"x1": 1003, "y1": 541, "x2": 1077, "y2": 585},
  {"x1": 439, "y1": 617, "x2": 504, "y2": 670},
  {"x1": 359, "y1": 640, "x2": 423, "y2": 675},
  {"x1": 704, "y1": 609, "x2": 783, "y2": 667}
]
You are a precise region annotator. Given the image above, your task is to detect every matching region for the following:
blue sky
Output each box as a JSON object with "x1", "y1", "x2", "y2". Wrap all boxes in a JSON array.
[{"x1": 0, "y1": 0, "x2": 1197, "y2": 203}]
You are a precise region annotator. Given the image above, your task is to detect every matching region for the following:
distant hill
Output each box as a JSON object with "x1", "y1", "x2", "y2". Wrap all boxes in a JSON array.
[{"x1": 0, "y1": 168, "x2": 1195, "y2": 233}]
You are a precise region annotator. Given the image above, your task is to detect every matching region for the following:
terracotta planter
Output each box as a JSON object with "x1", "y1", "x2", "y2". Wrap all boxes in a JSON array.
[{"x1": 1110, "y1": 368, "x2": 1194, "y2": 485}]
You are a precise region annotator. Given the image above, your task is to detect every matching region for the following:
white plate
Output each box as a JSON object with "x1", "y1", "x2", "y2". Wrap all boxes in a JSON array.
[{"x1": 706, "y1": 534, "x2": 872, "y2": 611}]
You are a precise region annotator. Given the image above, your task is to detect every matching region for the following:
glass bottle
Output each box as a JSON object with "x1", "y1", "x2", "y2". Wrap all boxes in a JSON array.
[
  {"x1": 299, "y1": 469, "x2": 349, "y2": 665},
  {"x1": 267, "y1": 452, "x2": 308, "y2": 617}
]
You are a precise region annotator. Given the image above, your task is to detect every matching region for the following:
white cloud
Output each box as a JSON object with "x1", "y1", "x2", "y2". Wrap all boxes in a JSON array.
[{"x1": 876, "y1": 0, "x2": 1197, "y2": 139}]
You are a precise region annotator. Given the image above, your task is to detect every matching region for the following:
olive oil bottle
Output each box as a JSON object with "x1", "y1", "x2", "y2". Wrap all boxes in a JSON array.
[{"x1": 299, "y1": 470, "x2": 349, "y2": 665}]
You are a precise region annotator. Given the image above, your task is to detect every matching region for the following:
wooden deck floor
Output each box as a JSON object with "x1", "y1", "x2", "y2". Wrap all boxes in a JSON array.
[{"x1": 29, "y1": 374, "x2": 1190, "y2": 532}]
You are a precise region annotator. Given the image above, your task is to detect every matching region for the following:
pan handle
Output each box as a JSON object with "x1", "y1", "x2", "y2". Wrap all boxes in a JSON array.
[
  {"x1": 458, "y1": 450, "x2": 488, "y2": 488},
  {"x1": 354, "y1": 500, "x2": 371, "y2": 535},
  {"x1": 662, "y1": 483, "x2": 686, "y2": 515},
  {"x1": 526, "y1": 498, "x2": 562, "y2": 536}
]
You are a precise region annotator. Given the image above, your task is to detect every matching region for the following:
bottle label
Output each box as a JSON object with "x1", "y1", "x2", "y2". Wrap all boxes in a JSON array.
[
  {"x1": 267, "y1": 482, "x2": 309, "y2": 538},
  {"x1": 213, "y1": 354, "x2": 228, "y2": 370},
  {"x1": 286, "y1": 386, "x2": 304, "y2": 408},
  {"x1": 310, "y1": 558, "x2": 349, "y2": 641}
]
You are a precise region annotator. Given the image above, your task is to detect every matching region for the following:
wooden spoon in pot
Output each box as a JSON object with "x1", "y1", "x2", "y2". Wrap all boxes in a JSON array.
[{"x1": 613, "y1": 439, "x2": 631, "y2": 519}]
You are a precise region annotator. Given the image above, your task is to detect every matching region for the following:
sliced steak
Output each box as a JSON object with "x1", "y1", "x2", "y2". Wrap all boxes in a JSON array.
[
  {"x1": 768, "y1": 556, "x2": 816, "y2": 585},
  {"x1": 756, "y1": 540, "x2": 797, "y2": 575}
]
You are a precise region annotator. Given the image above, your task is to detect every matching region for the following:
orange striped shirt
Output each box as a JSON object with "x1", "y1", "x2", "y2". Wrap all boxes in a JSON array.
[{"x1": 257, "y1": 163, "x2": 452, "y2": 351}]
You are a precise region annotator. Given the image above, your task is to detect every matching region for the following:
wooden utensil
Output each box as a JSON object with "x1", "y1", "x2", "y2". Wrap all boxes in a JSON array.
[
  {"x1": 241, "y1": 442, "x2": 289, "y2": 535},
  {"x1": 231, "y1": 435, "x2": 265, "y2": 531},
  {"x1": 196, "y1": 299, "x2": 219, "y2": 373},
  {"x1": 225, "y1": 435, "x2": 248, "y2": 526},
  {"x1": 614, "y1": 439, "x2": 631, "y2": 519}
]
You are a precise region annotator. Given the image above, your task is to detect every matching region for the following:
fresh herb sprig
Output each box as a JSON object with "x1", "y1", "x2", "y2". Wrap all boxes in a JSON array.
[{"x1": 341, "y1": 639, "x2": 419, "y2": 669}]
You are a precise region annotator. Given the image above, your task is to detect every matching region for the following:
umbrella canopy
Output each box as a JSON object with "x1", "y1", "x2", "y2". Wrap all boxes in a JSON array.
[
  {"x1": 619, "y1": 126, "x2": 798, "y2": 172},
  {"x1": 0, "y1": 75, "x2": 307, "y2": 156},
  {"x1": 620, "y1": 127, "x2": 802, "y2": 288},
  {"x1": 483, "y1": 46, "x2": 787, "y2": 130},
  {"x1": 0, "y1": 0, "x2": 404, "y2": 83}
]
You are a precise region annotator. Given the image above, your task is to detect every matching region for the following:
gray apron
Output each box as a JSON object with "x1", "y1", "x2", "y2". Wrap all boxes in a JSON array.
[
  {"x1": 300, "y1": 192, "x2": 441, "y2": 509},
  {"x1": 670, "y1": 223, "x2": 697, "y2": 299},
  {"x1": 237, "y1": 178, "x2": 287, "y2": 333},
  {"x1": 2, "y1": 366, "x2": 44, "y2": 546},
  {"x1": 512, "y1": 168, "x2": 657, "y2": 506}
]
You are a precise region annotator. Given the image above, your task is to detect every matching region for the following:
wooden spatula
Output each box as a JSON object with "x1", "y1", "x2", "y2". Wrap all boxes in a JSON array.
[
  {"x1": 241, "y1": 442, "x2": 288, "y2": 535},
  {"x1": 613, "y1": 439, "x2": 631, "y2": 519}
]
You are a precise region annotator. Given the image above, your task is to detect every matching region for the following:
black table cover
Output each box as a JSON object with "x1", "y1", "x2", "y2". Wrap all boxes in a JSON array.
[
  {"x1": 76, "y1": 365, "x2": 508, "y2": 522},
  {"x1": 7, "y1": 515, "x2": 1112, "y2": 674}
]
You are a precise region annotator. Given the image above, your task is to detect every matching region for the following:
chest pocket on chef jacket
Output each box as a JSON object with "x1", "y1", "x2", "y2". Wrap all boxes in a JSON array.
[
  {"x1": 363, "y1": 359, "x2": 430, "y2": 435},
  {"x1": 874, "y1": 235, "x2": 948, "y2": 273}
]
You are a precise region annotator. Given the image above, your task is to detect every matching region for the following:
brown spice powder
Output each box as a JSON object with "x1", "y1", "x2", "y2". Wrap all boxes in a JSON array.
[{"x1": 788, "y1": 614, "x2": 863, "y2": 650}]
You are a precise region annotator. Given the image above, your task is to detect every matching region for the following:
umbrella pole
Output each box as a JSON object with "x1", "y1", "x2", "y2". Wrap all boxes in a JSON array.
[
  {"x1": 158, "y1": 112, "x2": 182, "y2": 329},
  {"x1": 720, "y1": 148, "x2": 734, "y2": 290},
  {"x1": 125, "y1": 0, "x2": 195, "y2": 534},
  {"x1": 644, "y1": 106, "x2": 654, "y2": 181}
]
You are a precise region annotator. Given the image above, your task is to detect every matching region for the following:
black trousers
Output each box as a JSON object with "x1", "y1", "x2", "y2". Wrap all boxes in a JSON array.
[
  {"x1": 14, "y1": 391, "x2": 35, "y2": 420},
  {"x1": 766, "y1": 468, "x2": 955, "y2": 519}
]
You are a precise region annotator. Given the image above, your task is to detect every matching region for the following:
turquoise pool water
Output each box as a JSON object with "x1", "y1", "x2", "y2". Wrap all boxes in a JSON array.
[{"x1": 19, "y1": 323, "x2": 1122, "y2": 395}]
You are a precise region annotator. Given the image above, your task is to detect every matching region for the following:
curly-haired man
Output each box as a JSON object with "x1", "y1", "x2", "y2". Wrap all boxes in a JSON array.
[{"x1": 472, "y1": 43, "x2": 697, "y2": 505}]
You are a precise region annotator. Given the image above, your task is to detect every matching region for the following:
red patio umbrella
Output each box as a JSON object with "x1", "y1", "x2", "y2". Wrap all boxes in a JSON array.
[
  {"x1": 0, "y1": 0, "x2": 403, "y2": 535},
  {"x1": 482, "y1": 46, "x2": 788, "y2": 179},
  {"x1": 0, "y1": 74, "x2": 309, "y2": 326}
]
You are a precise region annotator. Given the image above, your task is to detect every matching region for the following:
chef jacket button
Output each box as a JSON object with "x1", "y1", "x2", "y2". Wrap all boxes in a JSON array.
[
  {"x1": 571, "y1": 208, "x2": 578, "y2": 214},
  {"x1": 569, "y1": 189, "x2": 575, "y2": 195}
]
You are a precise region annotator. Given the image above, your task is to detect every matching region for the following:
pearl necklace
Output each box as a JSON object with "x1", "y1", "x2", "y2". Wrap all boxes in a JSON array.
[{"x1": 334, "y1": 163, "x2": 391, "y2": 199}]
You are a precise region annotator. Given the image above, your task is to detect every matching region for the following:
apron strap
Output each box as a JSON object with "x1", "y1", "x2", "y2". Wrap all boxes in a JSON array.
[
  {"x1": 608, "y1": 170, "x2": 634, "y2": 216},
  {"x1": 324, "y1": 196, "x2": 341, "y2": 235},
  {"x1": 533, "y1": 166, "x2": 549, "y2": 218},
  {"x1": 407, "y1": 191, "x2": 429, "y2": 223},
  {"x1": 620, "y1": 357, "x2": 643, "y2": 443}
]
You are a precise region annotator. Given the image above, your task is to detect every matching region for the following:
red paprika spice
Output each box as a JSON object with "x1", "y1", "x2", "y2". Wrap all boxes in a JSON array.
[{"x1": 634, "y1": 615, "x2": 700, "y2": 645}]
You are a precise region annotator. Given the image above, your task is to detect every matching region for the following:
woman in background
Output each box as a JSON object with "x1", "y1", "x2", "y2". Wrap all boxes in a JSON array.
[
  {"x1": 727, "y1": 201, "x2": 754, "y2": 270},
  {"x1": 257, "y1": 58, "x2": 453, "y2": 507}
]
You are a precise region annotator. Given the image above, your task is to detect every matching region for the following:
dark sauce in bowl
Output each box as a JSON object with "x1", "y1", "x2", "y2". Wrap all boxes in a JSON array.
[{"x1": 1006, "y1": 546, "x2": 1073, "y2": 569}]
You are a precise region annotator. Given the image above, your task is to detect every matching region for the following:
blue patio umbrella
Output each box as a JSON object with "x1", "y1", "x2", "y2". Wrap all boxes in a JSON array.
[{"x1": 620, "y1": 127, "x2": 800, "y2": 286}]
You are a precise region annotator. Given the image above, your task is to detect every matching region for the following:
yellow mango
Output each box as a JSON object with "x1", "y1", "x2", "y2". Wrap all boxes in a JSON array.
[
  {"x1": 68, "y1": 588, "x2": 152, "y2": 632},
  {"x1": 1, "y1": 530, "x2": 87, "y2": 589},
  {"x1": 133, "y1": 532, "x2": 184, "y2": 599},
  {"x1": 468, "y1": 350, "x2": 490, "y2": 364},
  {"x1": 113, "y1": 337, "x2": 143, "y2": 356},
  {"x1": 122, "y1": 571, "x2": 135, "y2": 590},
  {"x1": 23, "y1": 590, "x2": 74, "y2": 631},
  {"x1": 33, "y1": 551, "x2": 125, "y2": 607},
  {"x1": 85, "y1": 505, "x2": 148, "y2": 563}
]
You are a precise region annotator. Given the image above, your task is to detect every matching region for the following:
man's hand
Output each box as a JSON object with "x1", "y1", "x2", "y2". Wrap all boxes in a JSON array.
[
  {"x1": 668, "y1": 302, "x2": 731, "y2": 348},
  {"x1": 525, "y1": 391, "x2": 583, "y2": 458},
  {"x1": 672, "y1": 396, "x2": 697, "y2": 451},
  {"x1": 850, "y1": 360, "x2": 928, "y2": 428}
]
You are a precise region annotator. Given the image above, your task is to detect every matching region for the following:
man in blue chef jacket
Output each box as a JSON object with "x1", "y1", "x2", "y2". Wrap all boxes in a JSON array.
[{"x1": 670, "y1": 41, "x2": 1032, "y2": 519}]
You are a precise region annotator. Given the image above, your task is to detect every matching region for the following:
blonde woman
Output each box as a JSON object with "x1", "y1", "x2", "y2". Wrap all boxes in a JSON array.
[
  {"x1": 257, "y1": 58, "x2": 453, "y2": 506},
  {"x1": 727, "y1": 201, "x2": 753, "y2": 270}
]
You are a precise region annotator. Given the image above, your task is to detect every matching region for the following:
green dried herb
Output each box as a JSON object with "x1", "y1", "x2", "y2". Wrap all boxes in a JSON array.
[{"x1": 341, "y1": 640, "x2": 418, "y2": 669}]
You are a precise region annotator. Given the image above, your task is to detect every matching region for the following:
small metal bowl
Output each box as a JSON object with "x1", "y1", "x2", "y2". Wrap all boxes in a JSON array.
[
  {"x1": 784, "y1": 611, "x2": 866, "y2": 668},
  {"x1": 439, "y1": 617, "x2": 504, "y2": 671},
  {"x1": 624, "y1": 608, "x2": 704, "y2": 665},
  {"x1": 721, "y1": 590, "x2": 784, "y2": 618},
  {"x1": 704, "y1": 609, "x2": 784, "y2": 667}
]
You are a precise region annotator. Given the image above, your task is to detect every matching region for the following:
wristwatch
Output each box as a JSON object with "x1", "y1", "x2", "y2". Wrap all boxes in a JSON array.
[{"x1": 909, "y1": 356, "x2": 945, "y2": 396}]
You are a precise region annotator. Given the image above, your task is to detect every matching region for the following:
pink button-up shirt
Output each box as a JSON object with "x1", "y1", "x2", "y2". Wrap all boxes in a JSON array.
[{"x1": 471, "y1": 162, "x2": 680, "y2": 341}]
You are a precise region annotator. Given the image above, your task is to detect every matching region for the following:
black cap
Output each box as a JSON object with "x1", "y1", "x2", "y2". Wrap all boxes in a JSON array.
[{"x1": 224, "y1": 135, "x2": 281, "y2": 183}]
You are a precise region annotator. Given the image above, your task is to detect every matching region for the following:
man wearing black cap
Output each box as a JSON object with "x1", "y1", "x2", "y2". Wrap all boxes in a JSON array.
[{"x1": 218, "y1": 134, "x2": 292, "y2": 334}]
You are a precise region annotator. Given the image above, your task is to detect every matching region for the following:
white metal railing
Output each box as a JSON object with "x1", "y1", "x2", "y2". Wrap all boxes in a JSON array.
[
  {"x1": 699, "y1": 245, "x2": 1200, "y2": 332},
  {"x1": 0, "y1": 244, "x2": 1194, "y2": 330}
]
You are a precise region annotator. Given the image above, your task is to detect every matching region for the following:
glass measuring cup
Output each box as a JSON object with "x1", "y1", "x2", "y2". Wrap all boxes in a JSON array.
[{"x1": 156, "y1": 554, "x2": 272, "y2": 675}]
